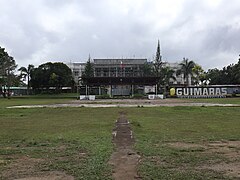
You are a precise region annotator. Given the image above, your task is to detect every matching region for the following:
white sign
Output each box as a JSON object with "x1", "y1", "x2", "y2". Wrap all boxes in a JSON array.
[
  {"x1": 80, "y1": 95, "x2": 96, "y2": 100},
  {"x1": 148, "y1": 94, "x2": 164, "y2": 99},
  {"x1": 174, "y1": 87, "x2": 227, "y2": 98},
  {"x1": 148, "y1": 95, "x2": 155, "y2": 100}
]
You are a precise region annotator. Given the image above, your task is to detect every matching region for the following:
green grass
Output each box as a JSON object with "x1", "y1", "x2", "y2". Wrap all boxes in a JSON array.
[
  {"x1": 0, "y1": 107, "x2": 119, "y2": 179},
  {"x1": 1, "y1": 98, "x2": 240, "y2": 179},
  {"x1": 0, "y1": 94, "x2": 76, "y2": 108},
  {"x1": 17, "y1": 93, "x2": 78, "y2": 98},
  {"x1": 183, "y1": 97, "x2": 240, "y2": 104},
  {"x1": 126, "y1": 107, "x2": 240, "y2": 179}
]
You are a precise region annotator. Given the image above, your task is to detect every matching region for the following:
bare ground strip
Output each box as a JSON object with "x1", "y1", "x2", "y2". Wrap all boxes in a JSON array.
[{"x1": 108, "y1": 112, "x2": 141, "y2": 180}]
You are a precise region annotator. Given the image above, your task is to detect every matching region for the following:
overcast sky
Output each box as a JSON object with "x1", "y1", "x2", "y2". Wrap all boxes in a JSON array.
[{"x1": 0, "y1": 0, "x2": 240, "y2": 70}]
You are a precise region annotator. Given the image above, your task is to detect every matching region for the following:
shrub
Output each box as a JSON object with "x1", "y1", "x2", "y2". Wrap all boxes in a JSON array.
[
  {"x1": 133, "y1": 93, "x2": 145, "y2": 99},
  {"x1": 96, "y1": 94, "x2": 110, "y2": 99}
]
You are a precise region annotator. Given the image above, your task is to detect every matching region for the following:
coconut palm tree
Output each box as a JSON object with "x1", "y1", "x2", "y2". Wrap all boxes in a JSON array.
[
  {"x1": 177, "y1": 58, "x2": 195, "y2": 86},
  {"x1": 18, "y1": 64, "x2": 34, "y2": 95},
  {"x1": 162, "y1": 66, "x2": 176, "y2": 97}
]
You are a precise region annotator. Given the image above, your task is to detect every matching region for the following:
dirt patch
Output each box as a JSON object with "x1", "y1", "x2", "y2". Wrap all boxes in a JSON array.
[
  {"x1": 108, "y1": 112, "x2": 141, "y2": 180},
  {"x1": 15, "y1": 171, "x2": 74, "y2": 180},
  {"x1": 1, "y1": 155, "x2": 44, "y2": 179},
  {"x1": 205, "y1": 141, "x2": 240, "y2": 178},
  {"x1": 0, "y1": 150, "x2": 75, "y2": 180},
  {"x1": 208, "y1": 140, "x2": 240, "y2": 148},
  {"x1": 200, "y1": 162, "x2": 240, "y2": 178},
  {"x1": 167, "y1": 142, "x2": 206, "y2": 149},
  {"x1": 166, "y1": 141, "x2": 240, "y2": 178},
  {"x1": 207, "y1": 141, "x2": 240, "y2": 160}
]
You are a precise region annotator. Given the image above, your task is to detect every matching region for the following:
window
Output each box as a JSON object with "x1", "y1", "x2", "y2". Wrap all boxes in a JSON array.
[{"x1": 74, "y1": 71, "x2": 79, "y2": 76}]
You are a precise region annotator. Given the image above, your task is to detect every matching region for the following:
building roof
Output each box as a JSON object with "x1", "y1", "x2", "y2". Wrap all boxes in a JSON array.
[{"x1": 93, "y1": 58, "x2": 147, "y2": 65}]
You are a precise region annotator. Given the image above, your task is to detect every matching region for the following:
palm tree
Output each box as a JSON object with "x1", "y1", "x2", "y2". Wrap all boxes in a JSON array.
[
  {"x1": 192, "y1": 64, "x2": 206, "y2": 85},
  {"x1": 162, "y1": 66, "x2": 176, "y2": 97},
  {"x1": 177, "y1": 58, "x2": 195, "y2": 86},
  {"x1": 18, "y1": 64, "x2": 34, "y2": 95}
]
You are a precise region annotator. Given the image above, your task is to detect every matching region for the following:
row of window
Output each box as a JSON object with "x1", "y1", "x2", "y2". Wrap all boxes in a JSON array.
[{"x1": 95, "y1": 72, "x2": 144, "y2": 77}]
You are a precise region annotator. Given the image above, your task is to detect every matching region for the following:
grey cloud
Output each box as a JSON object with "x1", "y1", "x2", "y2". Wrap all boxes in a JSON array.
[{"x1": 0, "y1": 0, "x2": 239, "y2": 70}]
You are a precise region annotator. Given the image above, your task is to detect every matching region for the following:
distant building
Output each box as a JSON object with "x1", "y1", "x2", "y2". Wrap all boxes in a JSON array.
[
  {"x1": 93, "y1": 58, "x2": 147, "y2": 77},
  {"x1": 67, "y1": 62, "x2": 85, "y2": 83},
  {"x1": 163, "y1": 62, "x2": 192, "y2": 85},
  {"x1": 68, "y1": 58, "x2": 148, "y2": 82},
  {"x1": 67, "y1": 58, "x2": 189, "y2": 96},
  {"x1": 68, "y1": 58, "x2": 154, "y2": 96},
  {"x1": 93, "y1": 58, "x2": 150, "y2": 96}
]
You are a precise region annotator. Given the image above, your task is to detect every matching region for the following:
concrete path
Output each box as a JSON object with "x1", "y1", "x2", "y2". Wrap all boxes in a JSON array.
[
  {"x1": 108, "y1": 112, "x2": 141, "y2": 180},
  {"x1": 7, "y1": 103, "x2": 240, "y2": 109}
]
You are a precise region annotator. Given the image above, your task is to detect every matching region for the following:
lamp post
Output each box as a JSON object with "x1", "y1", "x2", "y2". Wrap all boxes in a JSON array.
[
  {"x1": 76, "y1": 81, "x2": 78, "y2": 100},
  {"x1": 77, "y1": 77, "x2": 82, "y2": 100}
]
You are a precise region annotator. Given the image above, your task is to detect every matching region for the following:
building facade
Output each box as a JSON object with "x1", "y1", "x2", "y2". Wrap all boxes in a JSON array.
[
  {"x1": 68, "y1": 58, "x2": 149, "y2": 82},
  {"x1": 67, "y1": 58, "x2": 190, "y2": 96},
  {"x1": 93, "y1": 58, "x2": 147, "y2": 77},
  {"x1": 163, "y1": 62, "x2": 191, "y2": 85},
  {"x1": 67, "y1": 62, "x2": 85, "y2": 83}
]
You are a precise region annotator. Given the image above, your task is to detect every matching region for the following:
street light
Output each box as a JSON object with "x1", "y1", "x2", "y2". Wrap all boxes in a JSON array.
[{"x1": 77, "y1": 77, "x2": 82, "y2": 100}]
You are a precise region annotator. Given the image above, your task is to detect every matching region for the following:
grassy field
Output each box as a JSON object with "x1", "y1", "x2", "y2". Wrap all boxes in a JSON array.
[
  {"x1": 0, "y1": 94, "x2": 76, "y2": 108},
  {"x1": 0, "y1": 103, "x2": 118, "y2": 179},
  {"x1": 184, "y1": 97, "x2": 240, "y2": 104},
  {"x1": 127, "y1": 107, "x2": 240, "y2": 179},
  {"x1": 0, "y1": 98, "x2": 240, "y2": 179}
]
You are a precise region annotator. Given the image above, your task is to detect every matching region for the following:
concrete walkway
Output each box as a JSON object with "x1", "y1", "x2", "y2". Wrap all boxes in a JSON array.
[{"x1": 7, "y1": 102, "x2": 240, "y2": 109}]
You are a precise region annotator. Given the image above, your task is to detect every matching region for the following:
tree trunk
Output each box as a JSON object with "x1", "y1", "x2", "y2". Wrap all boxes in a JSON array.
[
  {"x1": 186, "y1": 74, "x2": 189, "y2": 86},
  {"x1": 3, "y1": 86, "x2": 6, "y2": 98},
  {"x1": 7, "y1": 67, "x2": 11, "y2": 99},
  {"x1": 27, "y1": 74, "x2": 29, "y2": 95}
]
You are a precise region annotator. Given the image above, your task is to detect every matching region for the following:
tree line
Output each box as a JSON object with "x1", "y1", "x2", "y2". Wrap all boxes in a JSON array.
[
  {"x1": 206, "y1": 59, "x2": 240, "y2": 85},
  {"x1": 149, "y1": 41, "x2": 240, "y2": 88},
  {"x1": 0, "y1": 46, "x2": 74, "y2": 97},
  {"x1": 0, "y1": 47, "x2": 19, "y2": 98},
  {"x1": 27, "y1": 62, "x2": 74, "y2": 94},
  {"x1": 1, "y1": 44, "x2": 240, "y2": 97}
]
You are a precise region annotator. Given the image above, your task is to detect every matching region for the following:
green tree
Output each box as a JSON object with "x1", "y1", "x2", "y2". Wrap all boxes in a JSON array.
[
  {"x1": 192, "y1": 64, "x2": 206, "y2": 85},
  {"x1": 152, "y1": 40, "x2": 164, "y2": 92},
  {"x1": 162, "y1": 66, "x2": 176, "y2": 97},
  {"x1": 30, "y1": 62, "x2": 73, "y2": 94},
  {"x1": 162, "y1": 66, "x2": 176, "y2": 85},
  {"x1": 0, "y1": 46, "x2": 17, "y2": 98},
  {"x1": 52, "y1": 62, "x2": 73, "y2": 91},
  {"x1": 177, "y1": 58, "x2": 195, "y2": 86},
  {"x1": 232, "y1": 58, "x2": 240, "y2": 84},
  {"x1": 207, "y1": 57, "x2": 240, "y2": 85},
  {"x1": 206, "y1": 68, "x2": 221, "y2": 85},
  {"x1": 82, "y1": 56, "x2": 94, "y2": 84},
  {"x1": 142, "y1": 62, "x2": 153, "y2": 76},
  {"x1": 153, "y1": 40, "x2": 163, "y2": 77},
  {"x1": 18, "y1": 64, "x2": 34, "y2": 95}
]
